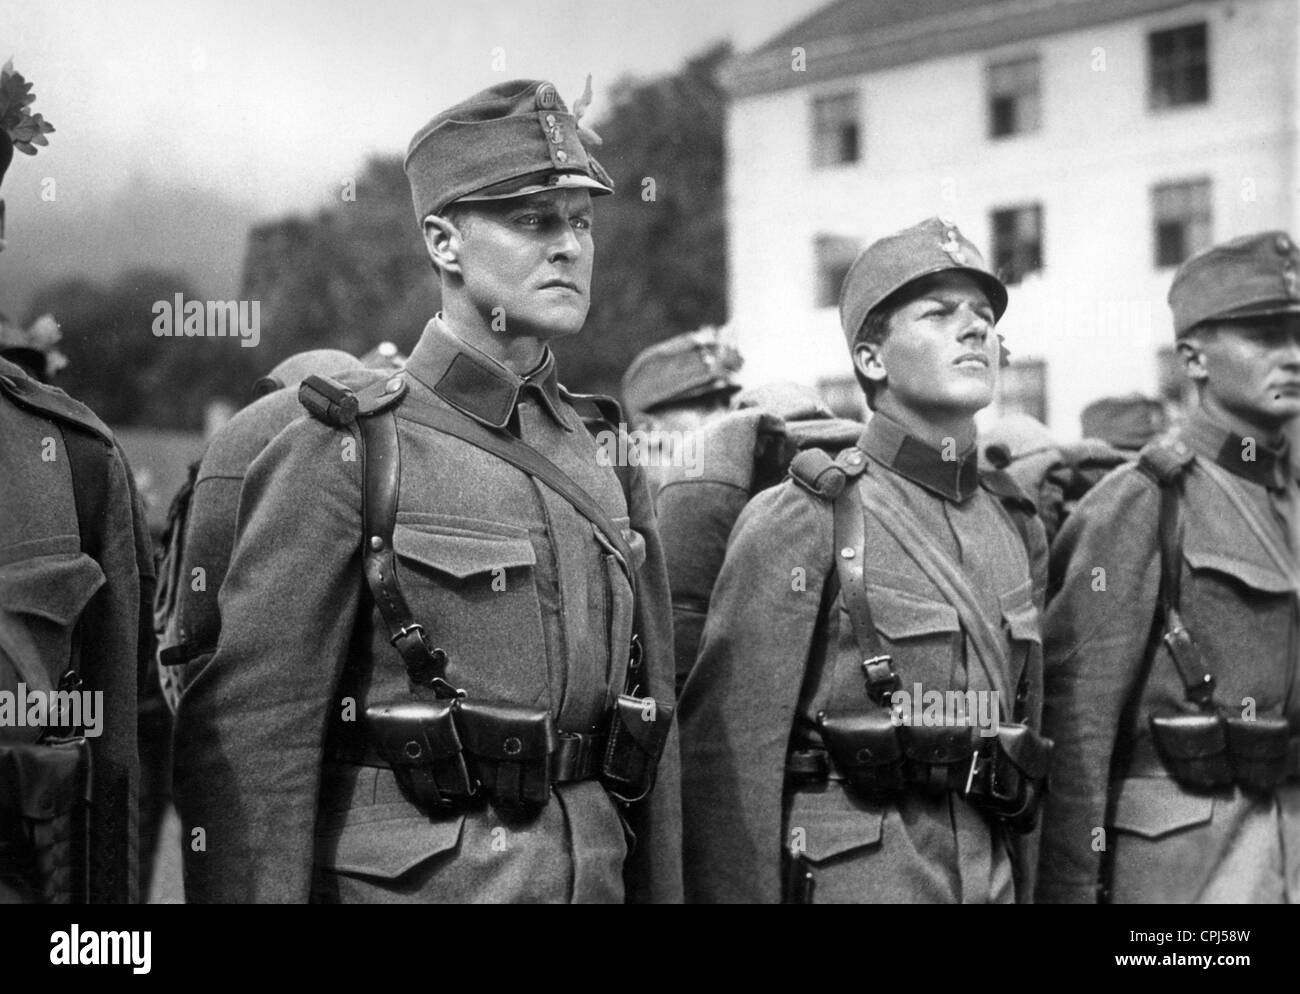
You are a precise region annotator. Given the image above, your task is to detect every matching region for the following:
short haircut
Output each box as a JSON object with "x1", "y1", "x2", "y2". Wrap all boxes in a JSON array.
[{"x1": 849, "y1": 274, "x2": 949, "y2": 408}]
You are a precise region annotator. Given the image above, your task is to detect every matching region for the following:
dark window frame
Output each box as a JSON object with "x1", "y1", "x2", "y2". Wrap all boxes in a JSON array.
[
  {"x1": 1148, "y1": 21, "x2": 1210, "y2": 110},
  {"x1": 811, "y1": 90, "x2": 862, "y2": 168},
  {"x1": 1151, "y1": 178, "x2": 1212, "y2": 269},
  {"x1": 987, "y1": 55, "x2": 1042, "y2": 139},
  {"x1": 990, "y1": 204, "x2": 1044, "y2": 285}
]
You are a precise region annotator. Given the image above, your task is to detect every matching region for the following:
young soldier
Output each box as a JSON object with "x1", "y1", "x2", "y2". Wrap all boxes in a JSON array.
[
  {"x1": 678, "y1": 217, "x2": 1049, "y2": 903},
  {"x1": 1038, "y1": 231, "x2": 1300, "y2": 903},
  {"x1": 174, "y1": 79, "x2": 681, "y2": 903}
]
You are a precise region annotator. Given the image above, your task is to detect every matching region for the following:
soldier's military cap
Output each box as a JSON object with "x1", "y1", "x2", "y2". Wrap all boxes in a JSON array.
[
  {"x1": 1080, "y1": 394, "x2": 1167, "y2": 450},
  {"x1": 1169, "y1": 230, "x2": 1300, "y2": 337},
  {"x1": 839, "y1": 217, "x2": 1008, "y2": 348},
  {"x1": 621, "y1": 328, "x2": 743, "y2": 421},
  {"x1": 404, "y1": 79, "x2": 613, "y2": 226}
]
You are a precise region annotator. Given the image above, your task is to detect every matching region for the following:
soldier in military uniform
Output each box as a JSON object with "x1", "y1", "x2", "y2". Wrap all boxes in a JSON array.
[
  {"x1": 678, "y1": 217, "x2": 1049, "y2": 903},
  {"x1": 1, "y1": 71, "x2": 154, "y2": 902},
  {"x1": 1038, "y1": 231, "x2": 1300, "y2": 903},
  {"x1": 173, "y1": 79, "x2": 682, "y2": 904}
]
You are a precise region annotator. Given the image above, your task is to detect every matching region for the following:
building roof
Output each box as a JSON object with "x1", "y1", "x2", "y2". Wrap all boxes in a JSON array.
[{"x1": 723, "y1": 0, "x2": 1203, "y2": 98}]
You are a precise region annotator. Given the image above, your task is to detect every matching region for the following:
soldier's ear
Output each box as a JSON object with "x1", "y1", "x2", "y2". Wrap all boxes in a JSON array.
[
  {"x1": 853, "y1": 340, "x2": 888, "y2": 386},
  {"x1": 1176, "y1": 337, "x2": 1209, "y2": 384},
  {"x1": 423, "y1": 215, "x2": 464, "y2": 277}
]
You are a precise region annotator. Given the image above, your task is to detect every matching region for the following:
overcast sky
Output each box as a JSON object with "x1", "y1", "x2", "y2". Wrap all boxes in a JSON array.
[{"x1": 3, "y1": 0, "x2": 826, "y2": 216}]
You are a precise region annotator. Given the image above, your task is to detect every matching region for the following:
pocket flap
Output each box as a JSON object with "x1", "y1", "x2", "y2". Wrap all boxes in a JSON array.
[
  {"x1": 793, "y1": 808, "x2": 885, "y2": 863},
  {"x1": 0, "y1": 552, "x2": 105, "y2": 626},
  {"x1": 870, "y1": 587, "x2": 959, "y2": 640},
  {"x1": 1109, "y1": 777, "x2": 1214, "y2": 839},
  {"x1": 1183, "y1": 544, "x2": 1293, "y2": 594},
  {"x1": 393, "y1": 524, "x2": 536, "y2": 579},
  {"x1": 998, "y1": 581, "x2": 1041, "y2": 644},
  {"x1": 316, "y1": 812, "x2": 465, "y2": 880}
]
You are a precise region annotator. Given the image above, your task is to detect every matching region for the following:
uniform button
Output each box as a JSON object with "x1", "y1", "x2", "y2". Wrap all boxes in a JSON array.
[
  {"x1": 403, "y1": 741, "x2": 422, "y2": 760},
  {"x1": 840, "y1": 547, "x2": 856, "y2": 559},
  {"x1": 369, "y1": 536, "x2": 384, "y2": 550},
  {"x1": 503, "y1": 736, "x2": 523, "y2": 756},
  {"x1": 555, "y1": 149, "x2": 568, "y2": 163},
  {"x1": 545, "y1": 114, "x2": 556, "y2": 127},
  {"x1": 550, "y1": 129, "x2": 563, "y2": 144},
  {"x1": 1276, "y1": 235, "x2": 1292, "y2": 254},
  {"x1": 845, "y1": 451, "x2": 863, "y2": 465},
  {"x1": 385, "y1": 377, "x2": 402, "y2": 393}
]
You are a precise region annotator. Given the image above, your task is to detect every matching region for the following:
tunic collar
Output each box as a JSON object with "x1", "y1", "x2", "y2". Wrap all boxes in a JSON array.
[
  {"x1": 404, "y1": 316, "x2": 571, "y2": 431},
  {"x1": 860, "y1": 412, "x2": 981, "y2": 503},
  {"x1": 1181, "y1": 407, "x2": 1291, "y2": 493}
]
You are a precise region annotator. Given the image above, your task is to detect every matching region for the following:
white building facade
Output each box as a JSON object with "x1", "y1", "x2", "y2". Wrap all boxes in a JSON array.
[{"x1": 723, "y1": 0, "x2": 1300, "y2": 438}]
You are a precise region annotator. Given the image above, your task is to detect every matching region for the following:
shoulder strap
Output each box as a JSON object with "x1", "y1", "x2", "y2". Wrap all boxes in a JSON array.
[
  {"x1": 1140, "y1": 445, "x2": 1217, "y2": 710},
  {"x1": 830, "y1": 465, "x2": 898, "y2": 705}
]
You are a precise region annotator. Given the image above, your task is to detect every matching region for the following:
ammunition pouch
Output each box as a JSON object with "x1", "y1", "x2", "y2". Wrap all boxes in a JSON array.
[
  {"x1": 809, "y1": 712, "x2": 1049, "y2": 833},
  {"x1": 1225, "y1": 716, "x2": 1291, "y2": 792},
  {"x1": 1149, "y1": 712, "x2": 1295, "y2": 792},
  {"x1": 601, "y1": 693, "x2": 676, "y2": 803},
  {"x1": 455, "y1": 700, "x2": 557, "y2": 809},
  {"x1": 364, "y1": 701, "x2": 475, "y2": 810},
  {"x1": 815, "y1": 709, "x2": 906, "y2": 795},
  {"x1": 0, "y1": 737, "x2": 91, "y2": 904}
]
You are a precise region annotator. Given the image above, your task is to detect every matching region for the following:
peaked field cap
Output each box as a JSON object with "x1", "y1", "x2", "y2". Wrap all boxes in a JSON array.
[
  {"x1": 404, "y1": 78, "x2": 613, "y2": 225},
  {"x1": 838, "y1": 216, "x2": 1008, "y2": 349},
  {"x1": 621, "y1": 329, "x2": 743, "y2": 419},
  {"x1": 1168, "y1": 230, "x2": 1300, "y2": 337}
]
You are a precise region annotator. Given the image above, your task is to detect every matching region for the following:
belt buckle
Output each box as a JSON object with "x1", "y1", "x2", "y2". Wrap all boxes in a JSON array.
[{"x1": 963, "y1": 750, "x2": 988, "y2": 797}]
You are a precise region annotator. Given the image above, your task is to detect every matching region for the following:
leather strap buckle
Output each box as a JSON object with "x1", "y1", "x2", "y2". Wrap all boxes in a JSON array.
[{"x1": 861, "y1": 655, "x2": 899, "y2": 704}]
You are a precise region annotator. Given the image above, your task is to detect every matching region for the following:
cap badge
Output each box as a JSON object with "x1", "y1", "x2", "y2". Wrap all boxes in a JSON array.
[
  {"x1": 535, "y1": 83, "x2": 558, "y2": 110},
  {"x1": 941, "y1": 228, "x2": 966, "y2": 265},
  {"x1": 1284, "y1": 261, "x2": 1299, "y2": 300}
]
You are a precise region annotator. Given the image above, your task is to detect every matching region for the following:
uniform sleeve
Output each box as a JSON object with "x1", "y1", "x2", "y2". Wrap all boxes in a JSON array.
[
  {"x1": 1036, "y1": 466, "x2": 1161, "y2": 903},
  {"x1": 678, "y1": 481, "x2": 832, "y2": 903},
  {"x1": 173, "y1": 417, "x2": 362, "y2": 903},
  {"x1": 621, "y1": 461, "x2": 684, "y2": 904},
  {"x1": 84, "y1": 441, "x2": 148, "y2": 904}
]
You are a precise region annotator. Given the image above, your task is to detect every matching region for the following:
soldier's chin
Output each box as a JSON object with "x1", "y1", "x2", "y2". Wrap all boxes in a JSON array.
[{"x1": 523, "y1": 303, "x2": 589, "y2": 340}]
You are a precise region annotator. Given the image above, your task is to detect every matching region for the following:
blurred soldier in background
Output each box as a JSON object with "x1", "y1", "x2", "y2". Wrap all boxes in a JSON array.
[
  {"x1": 1039, "y1": 231, "x2": 1300, "y2": 903},
  {"x1": 1, "y1": 64, "x2": 154, "y2": 903},
  {"x1": 621, "y1": 327, "x2": 742, "y2": 494},
  {"x1": 1079, "y1": 394, "x2": 1168, "y2": 452},
  {"x1": 678, "y1": 218, "x2": 1049, "y2": 903},
  {"x1": 0, "y1": 313, "x2": 66, "y2": 383},
  {"x1": 174, "y1": 78, "x2": 681, "y2": 904},
  {"x1": 655, "y1": 382, "x2": 860, "y2": 690}
]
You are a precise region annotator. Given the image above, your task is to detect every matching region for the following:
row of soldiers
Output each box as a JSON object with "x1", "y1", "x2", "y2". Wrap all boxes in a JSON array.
[{"x1": 4, "y1": 74, "x2": 1299, "y2": 904}]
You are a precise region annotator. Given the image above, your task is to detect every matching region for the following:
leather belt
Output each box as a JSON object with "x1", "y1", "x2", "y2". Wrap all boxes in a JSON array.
[
  {"x1": 327, "y1": 729, "x2": 607, "y2": 784},
  {"x1": 785, "y1": 747, "x2": 996, "y2": 796}
]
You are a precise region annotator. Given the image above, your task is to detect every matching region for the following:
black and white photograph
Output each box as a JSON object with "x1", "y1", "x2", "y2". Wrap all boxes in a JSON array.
[{"x1": 1, "y1": 0, "x2": 1297, "y2": 971}]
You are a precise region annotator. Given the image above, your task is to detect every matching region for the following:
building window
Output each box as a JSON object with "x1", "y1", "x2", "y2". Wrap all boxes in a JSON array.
[
  {"x1": 815, "y1": 234, "x2": 861, "y2": 308},
  {"x1": 811, "y1": 91, "x2": 860, "y2": 167},
  {"x1": 987, "y1": 56, "x2": 1041, "y2": 138},
  {"x1": 1152, "y1": 179, "x2": 1211, "y2": 268},
  {"x1": 1149, "y1": 22, "x2": 1208, "y2": 109},
  {"x1": 990, "y1": 205, "x2": 1043, "y2": 284},
  {"x1": 997, "y1": 358, "x2": 1048, "y2": 424}
]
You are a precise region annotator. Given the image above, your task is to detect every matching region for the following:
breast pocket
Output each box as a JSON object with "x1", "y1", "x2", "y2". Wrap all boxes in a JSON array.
[
  {"x1": 391, "y1": 514, "x2": 547, "y2": 701},
  {"x1": 1182, "y1": 544, "x2": 1294, "y2": 710},
  {"x1": 851, "y1": 568, "x2": 961, "y2": 700},
  {"x1": 0, "y1": 551, "x2": 105, "y2": 704}
]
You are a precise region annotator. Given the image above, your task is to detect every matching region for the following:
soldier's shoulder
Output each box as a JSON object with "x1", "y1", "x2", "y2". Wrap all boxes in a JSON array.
[
  {"x1": 298, "y1": 369, "x2": 408, "y2": 428},
  {"x1": 1136, "y1": 435, "x2": 1196, "y2": 485},
  {"x1": 787, "y1": 443, "x2": 867, "y2": 501},
  {"x1": 978, "y1": 465, "x2": 1038, "y2": 516},
  {"x1": 0, "y1": 359, "x2": 114, "y2": 445}
]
